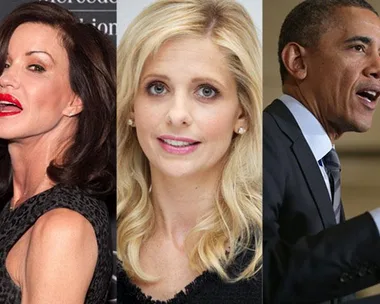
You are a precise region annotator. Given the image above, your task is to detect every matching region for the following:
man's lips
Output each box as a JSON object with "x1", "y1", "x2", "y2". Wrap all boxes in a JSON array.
[
  {"x1": 0, "y1": 93, "x2": 23, "y2": 111},
  {"x1": 356, "y1": 84, "x2": 380, "y2": 105}
]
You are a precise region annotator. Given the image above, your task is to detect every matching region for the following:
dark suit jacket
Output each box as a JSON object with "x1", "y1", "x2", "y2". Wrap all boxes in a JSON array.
[
  {"x1": 349, "y1": 294, "x2": 380, "y2": 304},
  {"x1": 263, "y1": 99, "x2": 380, "y2": 304}
]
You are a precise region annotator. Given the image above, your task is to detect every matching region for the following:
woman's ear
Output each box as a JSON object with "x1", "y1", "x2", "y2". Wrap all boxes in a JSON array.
[
  {"x1": 234, "y1": 108, "x2": 248, "y2": 135},
  {"x1": 128, "y1": 110, "x2": 135, "y2": 127},
  {"x1": 63, "y1": 95, "x2": 83, "y2": 117}
]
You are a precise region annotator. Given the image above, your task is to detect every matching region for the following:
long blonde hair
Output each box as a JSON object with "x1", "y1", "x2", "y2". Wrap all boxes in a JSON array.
[{"x1": 117, "y1": 0, "x2": 262, "y2": 282}]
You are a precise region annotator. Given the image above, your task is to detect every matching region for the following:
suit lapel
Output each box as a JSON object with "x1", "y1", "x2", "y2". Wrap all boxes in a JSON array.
[
  {"x1": 292, "y1": 139, "x2": 336, "y2": 228},
  {"x1": 266, "y1": 100, "x2": 336, "y2": 228}
]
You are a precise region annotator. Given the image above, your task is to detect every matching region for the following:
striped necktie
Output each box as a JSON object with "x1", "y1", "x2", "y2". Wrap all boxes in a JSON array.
[{"x1": 323, "y1": 148, "x2": 342, "y2": 223}]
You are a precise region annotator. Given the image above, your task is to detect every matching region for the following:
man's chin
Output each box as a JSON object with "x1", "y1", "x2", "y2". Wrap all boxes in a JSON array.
[
  {"x1": 332, "y1": 118, "x2": 372, "y2": 137},
  {"x1": 351, "y1": 119, "x2": 373, "y2": 133}
]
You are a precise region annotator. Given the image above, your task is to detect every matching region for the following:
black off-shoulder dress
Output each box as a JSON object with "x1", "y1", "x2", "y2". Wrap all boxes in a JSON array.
[
  {"x1": 0, "y1": 184, "x2": 113, "y2": 304},
  {"x1": 117, "y1": 250, "x2": 262, "y2": 304}
]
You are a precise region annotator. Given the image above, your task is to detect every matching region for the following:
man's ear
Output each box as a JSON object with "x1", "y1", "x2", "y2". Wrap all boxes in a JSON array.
[
  {"x1": 63, "y1": 95, "x2": 83, "y2": 117},
  {"x1": 281, "y1": 42, "x2": 308, "y2": 80}
]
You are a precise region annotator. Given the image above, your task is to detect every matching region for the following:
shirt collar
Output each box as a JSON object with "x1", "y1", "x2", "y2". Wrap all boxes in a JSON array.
[{"x1": 279, "y1": 94, "x2": 332, "y2": 162}]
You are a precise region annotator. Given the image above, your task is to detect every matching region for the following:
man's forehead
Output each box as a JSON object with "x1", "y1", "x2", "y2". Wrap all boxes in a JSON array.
[
  {"x1": 330, "y1": 6, "x2": 380, "y2": 28},
  {"x1": 325, "y1": 6, "x2": 380, "y2": 42}
]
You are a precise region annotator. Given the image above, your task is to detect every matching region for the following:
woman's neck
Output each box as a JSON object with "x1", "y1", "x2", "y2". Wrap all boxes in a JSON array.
[
  {"x1": 9, "y1": 139, "x2": 56, "y2": 206},
  {"x1": 8, "y1": 124, "x2": 74, "y2": 206},
  {"x1": 150, "y1": 168, "x2": 220, "y2": 248}
]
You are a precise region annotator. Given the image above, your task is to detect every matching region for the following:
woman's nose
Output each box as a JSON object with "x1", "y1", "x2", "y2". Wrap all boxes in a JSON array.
[
  {"x1": 0, "y1": 65, "x2": 20, "y2": 89},
  {"x1": 165, "y1": 94, "x2": 193, "y2": 127}
]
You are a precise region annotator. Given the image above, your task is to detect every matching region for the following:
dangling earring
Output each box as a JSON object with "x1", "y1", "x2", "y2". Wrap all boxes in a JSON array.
[
  {"x1": 128, "y1": 119, "x2": 135, "y2": 127},
  {"x1": 237, "y1": 127, "x2": 246, "y2": 134}
]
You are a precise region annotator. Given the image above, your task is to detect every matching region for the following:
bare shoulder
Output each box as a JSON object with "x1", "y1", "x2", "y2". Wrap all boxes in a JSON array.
[
  {"x1": 31, "y1": 207, "x2": 96, "y2": 242},
  {"x1": 22, "y1": 208, "x2": 98, "y2": 303}
]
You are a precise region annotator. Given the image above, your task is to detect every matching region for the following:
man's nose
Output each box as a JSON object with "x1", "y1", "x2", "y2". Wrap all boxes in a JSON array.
[{"x1": 365, "y1": 54, "x2": 380, "y2": 80}]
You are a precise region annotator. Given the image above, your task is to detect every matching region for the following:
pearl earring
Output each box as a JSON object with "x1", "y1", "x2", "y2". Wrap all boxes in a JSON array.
[
  {"x1": 237, "y1": 127, "x2": 246, "y2": 134},
  {"x1": 128, "y1": 119, "x2": 135, "y2": 127}
]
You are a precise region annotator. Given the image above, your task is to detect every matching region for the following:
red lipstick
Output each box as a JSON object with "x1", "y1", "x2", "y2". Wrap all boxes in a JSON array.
[{"x1": 0, "y1": 93, "x2": 23, "y2": 117}]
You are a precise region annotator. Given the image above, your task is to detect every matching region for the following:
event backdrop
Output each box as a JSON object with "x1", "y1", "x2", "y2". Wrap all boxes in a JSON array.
[{"x1": 0, "y1": 0, "x2": 116, "y2": 45}]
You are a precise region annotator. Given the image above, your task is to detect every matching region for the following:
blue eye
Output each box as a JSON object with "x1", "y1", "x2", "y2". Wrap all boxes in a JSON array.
[
  {"x1": 147, "y1": 82, "x2": 167, "y2": 95},
  {"x1": 197, "y1": 85, "x2": 219, "y2": 99}
]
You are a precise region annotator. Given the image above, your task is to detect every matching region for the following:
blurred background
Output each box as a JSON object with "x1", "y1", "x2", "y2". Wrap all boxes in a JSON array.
[{"x1": 263, "y1": 0, "x2": 380, "y2": 298}]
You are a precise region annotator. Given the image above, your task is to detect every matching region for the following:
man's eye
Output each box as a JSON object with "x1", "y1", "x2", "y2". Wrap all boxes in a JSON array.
[{"x1": 352, "y1": 45, "x2": 365, "y2": 52}]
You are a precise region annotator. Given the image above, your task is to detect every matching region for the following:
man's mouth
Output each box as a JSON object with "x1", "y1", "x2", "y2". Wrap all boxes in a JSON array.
[{"x1": 356, "y1": 89, "x2": 380, "y2": 103}]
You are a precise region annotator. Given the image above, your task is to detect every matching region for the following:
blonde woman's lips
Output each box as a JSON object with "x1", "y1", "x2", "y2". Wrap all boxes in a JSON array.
[{"x1": 157, "y1": 135, "x2": 200, "y2": 155}]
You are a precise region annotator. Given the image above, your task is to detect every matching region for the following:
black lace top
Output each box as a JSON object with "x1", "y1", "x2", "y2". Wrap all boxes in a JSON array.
[
  {"x1": 117, "y1": 254, "x2": 262, "y2": 304},
  {"x1": 0, "y1": 184, "x2": 113, "y2": 304}
]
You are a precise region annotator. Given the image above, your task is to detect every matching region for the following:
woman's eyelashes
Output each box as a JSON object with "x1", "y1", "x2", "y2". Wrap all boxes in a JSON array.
[
  {"x1": 147, "y1": 81, "x2": 167, "y2": 96},
  {"x1": 3, "y1": 62, "x2": 46, "y2": 73},
  {"x1": 145, "y1": 81, "x2": 220, "y2": 100},
  {"x1": 28, "y1": 64, "x2": 46, "y2": 73},
  {"x1": 196, "y1": 84, "x2": 220, "y2": 100}
]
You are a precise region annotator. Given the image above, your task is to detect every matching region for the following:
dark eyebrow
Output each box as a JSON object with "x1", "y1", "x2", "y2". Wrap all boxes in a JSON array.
[
  {"x1": 344, "y1": 36, "x2": 372, "y2": 45},
  {"x1": 25, "y1": 51, "x2": 55, "y2": 63}
]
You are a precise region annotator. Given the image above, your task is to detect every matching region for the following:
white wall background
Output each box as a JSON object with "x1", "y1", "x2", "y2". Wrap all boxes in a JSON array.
[{"x1": 117, "y1": 0, "x2": 262, "y2": 45}]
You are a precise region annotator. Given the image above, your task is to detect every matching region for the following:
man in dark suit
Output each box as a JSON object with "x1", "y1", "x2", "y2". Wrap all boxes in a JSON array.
[{"x1": 264, "y1": 1, "x2": 380, "y2": 303}]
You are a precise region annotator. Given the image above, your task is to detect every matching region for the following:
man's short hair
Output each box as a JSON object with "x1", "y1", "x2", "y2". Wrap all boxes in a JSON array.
[{"x1": 278, "y1": 0, "x2": 378, "y2": 84}]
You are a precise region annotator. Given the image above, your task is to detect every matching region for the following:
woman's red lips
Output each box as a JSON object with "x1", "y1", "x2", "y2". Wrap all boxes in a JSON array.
[
  {"x1": 0, "y1": 93, "x2": 23, "y2": 109},
  {"x1": 0, "y1": 93, "x2": 23, "y2": 116}
]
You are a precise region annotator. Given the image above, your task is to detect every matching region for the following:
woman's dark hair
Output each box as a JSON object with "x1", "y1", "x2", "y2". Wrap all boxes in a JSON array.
[{"x1": 0, "y1": 1, "x2": 116, "y2": 200}]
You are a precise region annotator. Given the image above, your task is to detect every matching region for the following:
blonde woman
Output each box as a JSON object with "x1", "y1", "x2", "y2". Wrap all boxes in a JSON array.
[{"x1": 117, "y1": 0, "x2": 262, "y2": 302}]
